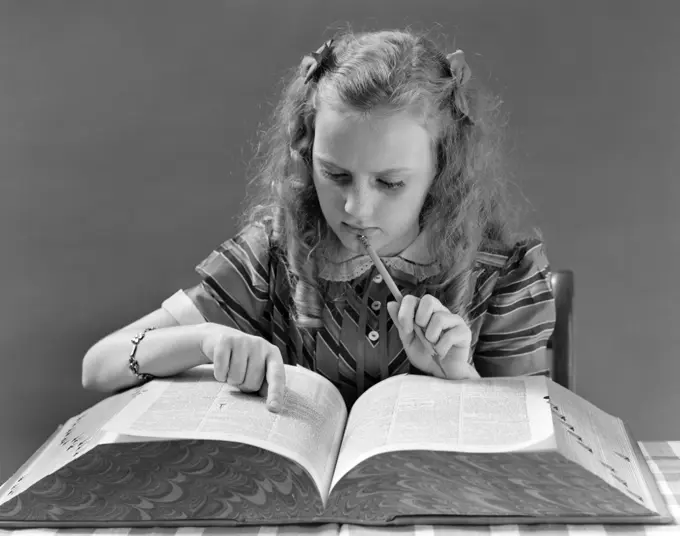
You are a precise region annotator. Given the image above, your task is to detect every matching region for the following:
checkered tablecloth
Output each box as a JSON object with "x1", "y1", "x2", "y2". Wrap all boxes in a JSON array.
[{"x1": 2, "y1": 442, "x2": 678, "y2": 536}]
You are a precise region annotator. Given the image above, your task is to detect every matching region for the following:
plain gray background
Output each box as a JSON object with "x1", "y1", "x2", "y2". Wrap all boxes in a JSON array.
[{"x1": 1, "y1": 0, "x2": 679, "y2": 480}]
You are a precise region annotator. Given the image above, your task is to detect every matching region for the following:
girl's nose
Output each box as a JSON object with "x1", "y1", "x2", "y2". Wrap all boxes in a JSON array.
[{"x1": 344, "y1": 180, "x2": 373, "y2": 222}]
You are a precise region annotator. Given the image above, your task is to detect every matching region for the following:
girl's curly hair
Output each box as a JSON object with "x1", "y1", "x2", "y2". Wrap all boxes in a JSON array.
[{"x1": 240, "y1": 27, "x2": 537, "y2": 329}]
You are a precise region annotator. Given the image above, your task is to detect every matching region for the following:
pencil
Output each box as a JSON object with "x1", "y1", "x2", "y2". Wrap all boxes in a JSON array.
[
  {"x1": 358, "y1": 234, "x2": 447, "y2": 377},
  {"x1": 359, "y1": 236, "x2": 404, "y2": 302}
]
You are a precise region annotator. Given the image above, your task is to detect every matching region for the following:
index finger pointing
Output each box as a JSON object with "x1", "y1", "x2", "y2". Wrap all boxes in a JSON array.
[{"x1": 264, "y1": 349, "x2": 286, "y2": 412}]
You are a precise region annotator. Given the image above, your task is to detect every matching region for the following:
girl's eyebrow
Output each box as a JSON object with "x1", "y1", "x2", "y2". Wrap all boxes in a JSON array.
[{"x1": 315, "y1": 155, "x2": 411, "y2": 175}]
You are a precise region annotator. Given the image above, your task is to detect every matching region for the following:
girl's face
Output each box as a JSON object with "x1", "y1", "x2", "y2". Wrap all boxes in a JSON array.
[{"x1": 312, "y1": 105, "x2": 436, "y2": 256}]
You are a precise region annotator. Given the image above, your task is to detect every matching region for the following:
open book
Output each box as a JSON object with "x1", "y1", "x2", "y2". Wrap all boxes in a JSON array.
[{"x1": 0, "y1": 365, "x2": 673, "y2": 528}]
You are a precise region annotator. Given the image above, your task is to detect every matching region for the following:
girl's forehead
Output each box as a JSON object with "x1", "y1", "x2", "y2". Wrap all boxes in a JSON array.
[
  {"x1": 313, "y1": 105, "x2": 434, "y2": 173},
  {"x1": 315, "y1": 102, "x2": 422, "y2": 130}
]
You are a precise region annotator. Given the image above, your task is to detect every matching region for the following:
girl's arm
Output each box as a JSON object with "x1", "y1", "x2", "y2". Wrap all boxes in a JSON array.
[
  {"x1": 83, "y1": 222, "x2": 281, "y2": 396},
  {"x1": 473, "y1": 239, "x2": 556, "y2": 377},
  {"x1": 81, "y1": 308, "x2": 212, "y2": 393}
]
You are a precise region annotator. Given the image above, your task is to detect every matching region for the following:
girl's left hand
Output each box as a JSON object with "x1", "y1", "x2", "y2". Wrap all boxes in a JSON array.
[{"x1": 386, "y1": 294, "x2": 477, "y2": 380}]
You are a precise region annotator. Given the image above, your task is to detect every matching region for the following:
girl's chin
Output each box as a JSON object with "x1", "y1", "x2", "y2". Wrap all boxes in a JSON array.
[{"x1": 339, "y1": 233, "x2": 369, "y2": 253}]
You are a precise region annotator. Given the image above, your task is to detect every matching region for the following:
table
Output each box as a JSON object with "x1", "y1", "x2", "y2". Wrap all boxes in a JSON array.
[{"x1": 1, "y1": 441, "x2": 678, "y2": 535}]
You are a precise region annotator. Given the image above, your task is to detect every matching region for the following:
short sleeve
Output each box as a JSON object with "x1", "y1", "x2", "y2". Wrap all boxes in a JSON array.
[
  {"x1": 183, "y1": 222, "x2": 273, "y2": 341},
  {"x1": 161, "y1": 289, "x2": 206, "y2": 325},
  {"x1": 473, "y1": 239, "x2": 556, "y2": 377}
]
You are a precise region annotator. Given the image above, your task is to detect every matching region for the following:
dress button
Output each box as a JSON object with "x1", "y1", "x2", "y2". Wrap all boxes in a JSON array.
[
  {"x1": 371, "y1": 300, "x2": 381, "y2": 312},
  {"x1": 368, "y1": 330, "x2": 380, "y2": 342},
  {"x1": 373, "y1": 274, "x2": 383, "y2": 284}
]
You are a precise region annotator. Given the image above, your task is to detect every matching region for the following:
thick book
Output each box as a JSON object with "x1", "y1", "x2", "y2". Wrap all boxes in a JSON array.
[{"x1": 0, "y1": 365, "x2": 673, "y2": 528}]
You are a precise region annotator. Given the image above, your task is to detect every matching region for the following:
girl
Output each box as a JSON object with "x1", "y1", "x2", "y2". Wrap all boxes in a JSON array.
[{"x1": 82, "y1": 28, "x2": 556, "y2": 413}]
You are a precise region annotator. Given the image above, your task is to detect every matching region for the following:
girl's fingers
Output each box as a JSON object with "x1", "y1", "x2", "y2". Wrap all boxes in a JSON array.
[
  {"x1": 236, "y1": 339, "x2": 286, "y2": 413},
  {"x1": 387, "y1": 301, "x2": 416, "y2": 347},
  {"x1": 389, "y1": 295, "x2": 472, "y2": 374},
  {"x1": 397, "y1": 295, "x2": 420, "y2": 334},
  {"x1": 212, "y1": 332, "x2": 232, "y2": 383},
  {"x1": 424, "y1": 310, "x2": 461, "y2": 345},
  {"x1": 434, "y1": 324, "x2": 473, "y2": 359},
  {"x1": 226, "y1": 337, "x2": 248, "y2": 386},
  {"x1": 386, "y1": 301, "x2": 401, "y2": 329},
  {"x1": 414, "y1": 294, "x2": 440, "y2": 329},
  {"x1": 263, "y1": 348, "x2": 286, "y2": 412},
  {"x1": 205, "y1": 328, "x2": 286, "y2": 414},
  {"x1": 239, "y1": 349, "x2": 266, "y2": 394}
]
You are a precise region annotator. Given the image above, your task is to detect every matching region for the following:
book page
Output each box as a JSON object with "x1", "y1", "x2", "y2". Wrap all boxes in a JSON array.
[
  {"x1": 331, "y1": 374, "x2": 554, "y2": 489},
  {"x1": 0, "y1": 385, "x2": 146, "y2": 505},
  {"x1": 102, "y1": 365, "x2": 347, "y2": 504},
  {"x1": 546, "y1": 380, "x2": 657, "y2": 511}
]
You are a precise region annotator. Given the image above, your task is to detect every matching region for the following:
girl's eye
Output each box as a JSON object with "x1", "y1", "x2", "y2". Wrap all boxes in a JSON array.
[
  {"x1": 321, "y1": 169, "x2": 405, "y2": 190},
  {"x1": 319, "y1": 169, "x2": 350, "y2": 183},
  {"x1": 323, "y1": 170, "x2": 348, "y2": 181},
  {"x1": 378, "y1": 179, "x2": 405, "y2": 190}
]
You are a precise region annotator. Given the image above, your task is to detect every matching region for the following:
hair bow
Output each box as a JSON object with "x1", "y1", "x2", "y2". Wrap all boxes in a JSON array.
[
  {"x1": 445, "y1": 49, "x2": 473, "y2": 121},
  {"x1": 304, "y1": 39, "x2": 335, "y2": 84},
  {"x1": 446, "y1": 50, "x2": 472, "y2": 86}
]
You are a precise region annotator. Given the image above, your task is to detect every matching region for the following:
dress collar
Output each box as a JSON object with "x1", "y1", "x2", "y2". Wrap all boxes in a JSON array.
[{"x1": 316, "y1": 229, "x2": 442, "y2": 282}]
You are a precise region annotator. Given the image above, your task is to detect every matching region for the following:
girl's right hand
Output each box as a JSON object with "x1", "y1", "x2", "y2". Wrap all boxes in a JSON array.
[{"x1": 201, "y1": 325, "x2": 286, "y2": 413}]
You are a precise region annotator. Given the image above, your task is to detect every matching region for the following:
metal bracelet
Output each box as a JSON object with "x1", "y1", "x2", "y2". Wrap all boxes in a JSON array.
[{"x1": 128, "y1": 327, "x2": 157, "y2": 382}]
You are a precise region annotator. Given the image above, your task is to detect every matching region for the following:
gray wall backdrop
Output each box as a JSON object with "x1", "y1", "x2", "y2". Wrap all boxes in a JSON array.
[{"x1": 1, "y1": 0, "x2": 679, "y2": 479}]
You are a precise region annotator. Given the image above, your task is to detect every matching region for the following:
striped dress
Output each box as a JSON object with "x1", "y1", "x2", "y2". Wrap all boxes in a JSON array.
[{"x1": 162, "y1": 221, "x2": 556, "y2": 408}]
